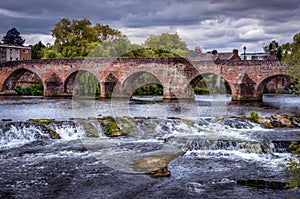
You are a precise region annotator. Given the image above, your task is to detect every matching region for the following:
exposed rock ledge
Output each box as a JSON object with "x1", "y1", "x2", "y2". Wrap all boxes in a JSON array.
[
  {"x1": 132, "y1": 154, "x2": 181, "y2": 178},
  {"x1": 219, "y1": 114, "x2": 300, "y2": 128}
]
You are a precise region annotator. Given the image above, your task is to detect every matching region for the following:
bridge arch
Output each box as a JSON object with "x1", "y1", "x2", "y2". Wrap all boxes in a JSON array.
[
  {"x1": 65, "y1": 70, "x2": 100, "y2": 97},
  {"x1": 120, "y1": 71, "x2": 163, "y2": 98},
  {"x1": 257, "y1": 74, "x2": 291, "y2": 96},
  {"x1": 188, "y1": 73, "x2": 232, "y2": 96},
  {"x1": 2, "y1": 68, "x2": 44, "y2": 93}
]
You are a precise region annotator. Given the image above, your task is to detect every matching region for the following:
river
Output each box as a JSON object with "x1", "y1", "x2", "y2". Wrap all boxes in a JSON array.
[{"x1": 0, "y1": 94, "x2": 300, "y2": 198}]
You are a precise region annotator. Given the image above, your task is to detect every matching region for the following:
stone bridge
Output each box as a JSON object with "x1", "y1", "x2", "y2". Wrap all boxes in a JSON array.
[{"x1": 0, "y1": 57, "x2": 287, "y2": 101}]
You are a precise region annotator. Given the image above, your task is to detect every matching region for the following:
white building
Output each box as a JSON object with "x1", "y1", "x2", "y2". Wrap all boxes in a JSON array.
[
  {"x1": 240, "y1": 52, "x2": 269, "y2": 60},
  {"x1": 0, "y1": 45, "x2": 31, "y2": 62}
]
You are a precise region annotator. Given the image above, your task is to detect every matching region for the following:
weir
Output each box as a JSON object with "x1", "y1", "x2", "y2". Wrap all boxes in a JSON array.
[{"x1": 0, "y1": 96, "x2": 300, "y2": 198}]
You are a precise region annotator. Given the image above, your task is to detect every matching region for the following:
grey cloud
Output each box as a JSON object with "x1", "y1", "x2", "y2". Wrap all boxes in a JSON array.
[{"x1": 0, "y1": 0, "x2": 298, "y2": 51}]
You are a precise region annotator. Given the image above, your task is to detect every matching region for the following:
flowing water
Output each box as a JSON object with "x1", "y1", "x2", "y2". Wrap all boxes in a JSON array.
[{"x1": 0, "y1": 94, "x2": 300, "y2": 198}]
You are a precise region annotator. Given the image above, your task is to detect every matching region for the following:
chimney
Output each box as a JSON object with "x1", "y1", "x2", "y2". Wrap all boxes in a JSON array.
[
  {"x1": 194, "y1": 46, "x2": 202, "y2": 54},
  {"x1": 233, "y1": 49, "x2": 238, "y2": 55}
]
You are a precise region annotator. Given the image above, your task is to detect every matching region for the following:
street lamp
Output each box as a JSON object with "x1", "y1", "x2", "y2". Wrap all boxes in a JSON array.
[{"x1": 243, "y1": 46, "x2": 247, "y2": 60}]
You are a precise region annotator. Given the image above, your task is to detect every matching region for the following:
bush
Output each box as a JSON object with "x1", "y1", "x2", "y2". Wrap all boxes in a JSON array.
[
  {"x1": 133, "y1": 84, "x2": 163, "y2": 96},
  {"x1": 194, "y1": 86, "x2": 209, "y2": 95},
  {"x1": 15, "y1": 84, "x2": 43, "y2": 96},
  {"x1": 286, "y1": 141, "x2": 300, "y2": 188},
  {"x1": 249, "y1": 111, "x2": 259, "y2": 123}
]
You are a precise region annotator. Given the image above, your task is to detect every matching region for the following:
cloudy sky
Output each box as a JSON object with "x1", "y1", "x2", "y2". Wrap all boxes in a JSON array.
[{"x1": 0, "y1": 0, "x2": 299, "y2": 53}]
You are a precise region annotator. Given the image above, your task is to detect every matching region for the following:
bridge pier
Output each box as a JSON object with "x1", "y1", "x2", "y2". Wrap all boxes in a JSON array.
[
  {"x1": 231, "y1": 73, "x2": 263, "y2": 101},
  {"x1": 231, "y1": 93, "x2": 263, "y2": 101},
  {"x1": 162, "y1": 86, "x2": 194, "y2": 100}
]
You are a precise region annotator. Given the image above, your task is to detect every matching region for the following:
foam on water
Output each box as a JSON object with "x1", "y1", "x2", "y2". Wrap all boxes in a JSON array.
[
  {"x1": 51, "y1": 123, "x2": 85, "y2": 140},
  {"x1": 185, "y1": 150, "x2": 289, "y2": 170},
  {"x1": 0, "y1": 124, "x2": 48, "y2": 149}
]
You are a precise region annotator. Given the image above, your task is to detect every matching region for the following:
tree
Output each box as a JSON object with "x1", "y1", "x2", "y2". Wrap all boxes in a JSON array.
[
  {"x1": 49, "y1": 18, "x2": 125, "y2": 58},
  {"x1": 144, "y1": 33, "x2": 187, "y2": 57},
  {"x1": 31, "y1": 41, "x2": 46, "y2": 59},
  {"x1": 282, "y1": 32, "x2": 300, "y2": 95},
  {"x1": 89, "y1": 34, "x2": 137, "y2": 57},
  {"x1": 2, "y1": 27, "x2": 25, "y2": 46},
  {"x1": 286, "y1": 141, "x2": 300, "y2": 188},
  {"x1": 122, "y1": 33, "x2": 188, "y2": 58},
  {"x1": 263, "y1": 40, "x2": 282, "y2": 60}
]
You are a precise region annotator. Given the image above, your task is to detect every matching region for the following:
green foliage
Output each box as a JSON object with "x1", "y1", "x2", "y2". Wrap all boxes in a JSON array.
[
  {"x1": 31, "y1": 41, "x2": 46, "y2": 59},
  {"x1": 88, "y1": 34, "x2": 137, "y2": 57},
  {"x1": 194, "y1": 87, "x2": 210, "y2": 95},
  {"x1": 133, "y1": 84, "x2": 163, "y2": 96},
  {"x1": 193, "y1": 74, "x2": 231, "y2": 95},
  {"x1": 103, "y1": 121, "x2": 121, "y2": 136},
  {"x1": 249, "y1": 111, "x2": 259, "y2": 123},
  {"x1": 15, "y1": 84, "x2": 43, "y2": 96},
  {"x1": 286, "y1": 141, "x2": 300, "y2": 188},
  {"x1": 131, "y1": 73, "x2": 163, "y2": 96},
  {"x1": 48, "y1": 18, "x2": 125, "y2": 58},
  {"x1": 2, "y1": 27, "x2": 25, "y2": 46},
  {"x1": 42, "y1": 48, "x2": 62, "y2": 59},
  {"x1": 74, "y1": 72, "x2": 100, "y2": 98},
  {"x1": 122, "y1": 48, "x2": 181, "y2": 58},
  {"x1": 42, "y1": 19, "x2": 189, "y2": 59},
  {"x1": 144, "y1": 33, "x2": 187, "y2": 57},
  {"x1": 282, "y1": 32, "x2": 300, "y2": 95}
]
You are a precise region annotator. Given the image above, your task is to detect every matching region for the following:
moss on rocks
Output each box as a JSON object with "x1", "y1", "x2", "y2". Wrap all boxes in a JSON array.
[
  {"x1": 28, "y1": 118, "x2": 54, "y2": 125},
  {"x1": 116, "y1": 116, "x2": 137, "y2": 135},
  {"x1": 73, "y1": 118, "x2": 99, "y2": 138},
  {"x1": 28, "y1": 118, "x2": 61, "y2": 139},
  {"x1": 103, "y1": 121, "x2": 122, "y2": 137},
  {"x1": 97, "y1": 116, "x2": 133, "y2": 137},
  {"x1": 48, "y1": 130, "x2": 61, "y2": 139},
  {"x1": 150, "y1": 166, "x2": 171, "y2": 178}
]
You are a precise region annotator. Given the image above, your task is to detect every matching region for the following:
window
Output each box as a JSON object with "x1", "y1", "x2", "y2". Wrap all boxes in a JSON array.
[{"x1": 23, "y1": 49, "x2": 28, "y2": 53}]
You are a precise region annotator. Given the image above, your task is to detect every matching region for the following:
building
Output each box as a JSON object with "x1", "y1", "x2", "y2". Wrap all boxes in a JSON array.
[
  {"x1": 188, "y1": 47, "x2": 242, "y2": 61},
  {"x1": 0, "y1": 45, "x2": 31, "y2": 62},
  {"x1": 240, "y1": 52, "x2": 268, "y2": 60},
  {"x1": 240, "y1": 49, "x2": 278, "y2": 61},
  {"x1": 208, "y1": 49, "x2": 241, "y2": 61}
]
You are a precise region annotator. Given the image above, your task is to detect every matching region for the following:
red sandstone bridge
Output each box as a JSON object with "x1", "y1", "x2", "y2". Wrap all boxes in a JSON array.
[{"x1": 0, "y1": 57, "x2": 287, "y2": 101}]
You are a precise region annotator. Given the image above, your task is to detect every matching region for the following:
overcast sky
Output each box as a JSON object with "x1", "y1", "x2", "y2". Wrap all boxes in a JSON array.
[{"x1": 0, "y1": 0, "x2": 299, "y2": 53}]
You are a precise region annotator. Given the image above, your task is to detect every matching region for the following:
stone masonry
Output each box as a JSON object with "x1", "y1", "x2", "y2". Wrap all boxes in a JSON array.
[{"x1": 0, "y1": 58, "x2": 287, "y2": 101}]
